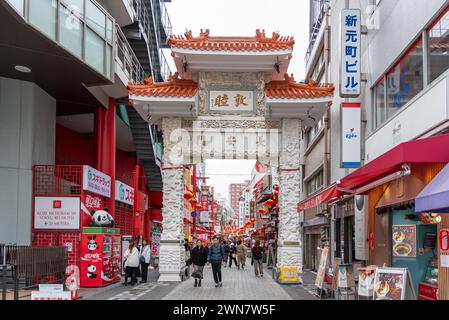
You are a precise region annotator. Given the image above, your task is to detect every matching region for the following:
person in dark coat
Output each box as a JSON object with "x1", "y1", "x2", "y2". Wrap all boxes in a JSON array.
[
  {"x1": 207, "y1": 236, "x2": 225, "y2": 287},
  {"x1": 228, "y1": 242, "x2": 238, "y2": 268},
  {"x1": 191, "y1": 239, "x2": 208, "y2": 287},
  {"x1": 252, "y1": 240, "x2": 264, "y2": 277}
]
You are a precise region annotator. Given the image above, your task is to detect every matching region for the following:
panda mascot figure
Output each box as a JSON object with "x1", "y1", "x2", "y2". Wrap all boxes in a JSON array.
[{"x1": 90, "y1": 208, "x2": 115, "y2": 228}]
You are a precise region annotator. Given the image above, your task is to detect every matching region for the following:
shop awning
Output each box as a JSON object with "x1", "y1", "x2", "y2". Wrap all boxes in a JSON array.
[
  {"x1": 297, "y1": 183, "x2": 342, "y2": 212},
  {"x1": 416, "y1": 163, "x2": 449, "y2": 213},
  {"x1": 339, "y1": 133, "x2": 449, "y2": 191}
]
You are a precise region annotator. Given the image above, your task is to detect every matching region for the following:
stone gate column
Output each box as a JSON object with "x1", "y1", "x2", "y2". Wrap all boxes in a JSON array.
[
  {"x1": 158, "y1": 117, "x2": 185, "y2": 282},
  {"x1": 277, "y1": 119, "x2": 302, "y2": 273}
]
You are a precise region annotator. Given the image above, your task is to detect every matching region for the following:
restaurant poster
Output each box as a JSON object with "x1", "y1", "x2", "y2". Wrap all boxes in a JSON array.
[
  {"x1": 392, "y1": 225, "x2": 417, "y2": 257},
  {"x1": 337, "y1": 264, "x2": 355, "y2": 288},
  {"x1": 315, "y1": 246, "x2": 329, "y2": 289},
  {"x1": 373, "y1": 267, "x2": 407, "y2": 300},
  {"x1": 332, "y1": 258, "x2": 342, "y2": 291},
  {"x1": 357, "y1": 266, "x2": 376, "y2": 297}
]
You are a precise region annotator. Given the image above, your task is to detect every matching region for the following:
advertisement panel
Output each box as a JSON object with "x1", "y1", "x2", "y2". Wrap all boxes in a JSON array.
[
  {"x1": 200, "y1": 211, "x2": 210, "y2": 223},
  {"x1": 82, "y1": 166, "x2": 111, "y2": 197},
  {"x1": 338, "y1": 264, "x2": 356, "y2": 288},
  {"x1": 373, "y1": 267, "x2": 407, "y2": 300},
  {"x1": 341, "y1": 103, "x2": 361, "y2": 167},
  {"x1": 357, "y1": 267, "x2": 376, "y2": 297},
  {"x1": 34, "y1": 197, "x2": 80, "y2": 230},
  {"x1": 115, "y1": 181, "x2": 134, "y2": 205},
  {"x1": 315, "y1": 246, "x2": 329, "y2": 289},
  {"x1": 392, "y1": 225, "x2": 417, "y2": 258},
  {"x1": 340, "y1": 9, "x2": 361, "y2": 97},
  {"x1": 151, "y1": 227, "x2": 161, "y2": 259}
]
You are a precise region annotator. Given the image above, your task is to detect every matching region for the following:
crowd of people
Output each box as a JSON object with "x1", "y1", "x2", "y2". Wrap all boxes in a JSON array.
[
  {"x1": 185, "y1": 236, "x2": 267, "y2": 288},
  {"x1": 122, "y1": 237, "x2": 152, "y2": 286}
]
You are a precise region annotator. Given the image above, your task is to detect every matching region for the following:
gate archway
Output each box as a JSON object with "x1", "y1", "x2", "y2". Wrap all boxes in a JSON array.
[{"x1": 128, "y1": 29, "x2": 334, "y2": 281}]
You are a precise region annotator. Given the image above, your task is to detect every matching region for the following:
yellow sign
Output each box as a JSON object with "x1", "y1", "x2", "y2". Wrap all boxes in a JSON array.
[{"x1": 278, "y1": 266, "x2": 302, "y2": 284}]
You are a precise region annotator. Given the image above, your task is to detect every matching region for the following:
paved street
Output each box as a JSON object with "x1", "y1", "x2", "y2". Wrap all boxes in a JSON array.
[{"x1": 81, "y1": 260, "x2": 317, "y2": 300}]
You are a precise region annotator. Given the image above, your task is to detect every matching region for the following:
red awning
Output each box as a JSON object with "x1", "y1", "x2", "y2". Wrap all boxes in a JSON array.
[
  {"x1": 297, "y1": 183, "x2": 342, "y2": 212},
  {"x1": 340, "y1": 133, "x2": 449, "y2": 191}
]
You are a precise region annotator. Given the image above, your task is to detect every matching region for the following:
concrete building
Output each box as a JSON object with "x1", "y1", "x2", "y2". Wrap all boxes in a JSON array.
[
  {"x1": 302, "y1": 0, "x2": 449, "y2": 299},
  {"x1": 0, "y1": 0, "x2": 171, "y2": 250},
  {"x1": 229, "y1": 183, "x2": 245, "y2": 219}
]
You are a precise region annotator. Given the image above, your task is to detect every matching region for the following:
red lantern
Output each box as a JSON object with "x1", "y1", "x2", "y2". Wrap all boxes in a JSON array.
[
  {"x1": 259, "y1": 208, "x2": 267, "y2": 214},
  {"x1": 274, "y1": 185, "x2": 279, "y2": 191},
  {"x1": 190, "y1": 198, "x2": 197, "y2": 205},
  {"x1": 184, "y1": 192, "x2": 193, "y2": 200},
  {"x1": 266, "y1": 199, "x2": 274, "y2": 206},
  {"x1": 195, "y1": 204, "x2": 202, "y2": 210}
]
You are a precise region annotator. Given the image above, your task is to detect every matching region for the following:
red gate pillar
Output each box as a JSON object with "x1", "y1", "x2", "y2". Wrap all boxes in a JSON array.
[{"x1": 94, "y1": 98, "x2": 116, "y2": 217}]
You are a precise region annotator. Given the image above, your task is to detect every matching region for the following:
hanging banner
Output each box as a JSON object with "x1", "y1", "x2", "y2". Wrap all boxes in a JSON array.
[
  {"x1": 340, "y1": 8, "x2": 361, "y2": 97},
  {"x1": 341, "y1": 103, "x2": 361, "y2": 167},
  {"x1": 354, "y1": 195, "x2": 368, "y2": 260},
  {"x1": 115, "y1": 181, "x2": 134, "y2": 205},
  {"x1": 83, "y1": 166, "x2": 111, "y2": 197}
]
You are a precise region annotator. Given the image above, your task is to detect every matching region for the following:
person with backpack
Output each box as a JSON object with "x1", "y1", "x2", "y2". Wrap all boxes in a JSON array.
[
  {"x1": 207, "y1": 236, "x2": 225, "y2": 288},
  {"x1": 252, "y1": 240, "x2": 264, "y2": 277}
]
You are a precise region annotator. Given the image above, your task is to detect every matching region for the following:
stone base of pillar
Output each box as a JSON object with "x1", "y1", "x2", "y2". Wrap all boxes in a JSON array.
[
  {"x1": 277, "y1": 244, "x2": 303, "y2": 271},
  {"x1": 158, "y1": 243, "x2": 184, "y2": 283}
]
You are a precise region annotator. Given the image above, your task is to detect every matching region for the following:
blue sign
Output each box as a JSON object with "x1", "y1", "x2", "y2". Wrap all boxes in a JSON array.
[{"x1": 191, "y1": 211, "x2": 198, "y2": 218}]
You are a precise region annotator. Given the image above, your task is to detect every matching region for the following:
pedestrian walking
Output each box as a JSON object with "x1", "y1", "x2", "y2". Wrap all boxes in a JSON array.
[
  {"x1": 123, "y1": 240, "x2": 140, "y2": 286},
  {"x1": 236, "y1": 240, "x2": 246, "y2": 270},
  {"x1": 228, "y1": 242, "x2": 238, "y2": 268},
  {"x1": 191, "y1": 239, "x2": 208, "y2": 287},
  {"x1": 223, "y1": 240, "x2": 230, "y2": 268},
  {"x1": 139, "y1": 239, "x2": 151, "y2": 283},
  {"x1": 252, "y1": 240, "x2": 264, "y2": 277},
  {"x1": 207, "y1": 236, "x2": 225, "y2": 288}
]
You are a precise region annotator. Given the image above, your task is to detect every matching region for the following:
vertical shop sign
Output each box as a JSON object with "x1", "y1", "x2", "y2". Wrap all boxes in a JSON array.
[
  {"x1": 340, "y1": 9, "x2": 361, "y2": 97},
  {"x1": 341, "y1": 103, "x2": 361, "y2": 167},
  {"x1": 354, "y1": 195, "x2": 368, "y2": 260}
]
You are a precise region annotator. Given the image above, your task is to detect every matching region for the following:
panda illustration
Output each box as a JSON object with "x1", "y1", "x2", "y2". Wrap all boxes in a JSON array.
[
  {"x1": 90, "y1": 208, "x2": 115, "y2": 227},
  {"x1": 87, "y1": 235, "x2": 97, "y2": 252},
  {"x1": 87, "y1": 265, "x2": 97, "y2": 279}
]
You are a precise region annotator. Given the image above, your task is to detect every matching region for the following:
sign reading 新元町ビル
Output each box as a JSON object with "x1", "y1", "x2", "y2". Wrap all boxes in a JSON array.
[
  {"x1": 83, "y1": 166, "x2": 111, "y2": 198},
  {"x1": 34, "y1": 197, "x2": 80, "y2": 230},
  {"x1": 341, "y1": 103, "x2": 361, "y2": 167},
  {"x1": 114, "y1": 181, "x2": 134, "y2": 205},
  {"x1": 340, "y1": 8, "x2": 361, "y2": 97},
  {"x1": 209, "y1": 91, "x2": 253, "y2": 112}
]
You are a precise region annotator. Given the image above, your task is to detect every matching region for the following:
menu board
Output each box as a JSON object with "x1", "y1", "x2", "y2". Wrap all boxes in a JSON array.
[
  {"x1": 357, "y1": 267, "x2": 376, "y2": 297},
  {"x1": 373, "y1": 267, "x2": 407, "y2": 300},
  {"x1": 315, "y1": 246, "x2": 329, "y2": 289},
  {"x1": 423, "y1": 232, "x2": 437, "y2": 250},
  {"x1": 392, "y1": 225, "x2": 416, "y2": 258},
  {"x1": 338, "y1": 264, "x2": 355, "y2": 288}
]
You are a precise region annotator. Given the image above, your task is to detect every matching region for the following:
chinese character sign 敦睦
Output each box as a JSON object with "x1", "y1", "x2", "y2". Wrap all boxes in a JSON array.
[
  {"x1": 209, "y1": 91, "x2": 253, "y2": 112},
  {"x1": 340, "y1": 9, "x2": 361, "y2": 97}
]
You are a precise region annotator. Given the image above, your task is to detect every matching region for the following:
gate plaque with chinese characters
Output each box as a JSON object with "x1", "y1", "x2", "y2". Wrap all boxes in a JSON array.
[{"x1": 209, "y1": 91, "x2": 254, "y2": 113}]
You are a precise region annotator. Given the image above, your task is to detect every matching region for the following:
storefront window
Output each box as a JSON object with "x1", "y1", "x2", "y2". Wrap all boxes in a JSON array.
[
  {"x1": 373, "y1": 78, "x2": 385, "y2": 129},
  {"x1": 428, "y1": 7, "x2": 449, "y2": 82},
  {"x1": 386, "y1": 39, "x2": 423, "y2": 119}
]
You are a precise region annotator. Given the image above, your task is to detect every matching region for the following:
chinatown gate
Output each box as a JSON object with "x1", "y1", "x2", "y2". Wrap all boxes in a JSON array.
[{"x1": 128, "y1": 29, "x2": 335, "y2": 282}]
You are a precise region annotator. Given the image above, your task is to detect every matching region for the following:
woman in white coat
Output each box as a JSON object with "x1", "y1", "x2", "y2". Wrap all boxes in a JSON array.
[
  {"x1": 123, "y1": 240, "x2": 140, "y2": 286},
  {"x1": 140, "y1": 239, "x2": 151, "y2": 283}
]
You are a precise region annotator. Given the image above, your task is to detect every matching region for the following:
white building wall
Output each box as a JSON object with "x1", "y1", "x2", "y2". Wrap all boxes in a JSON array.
[{"x1": 0, "y1": 77, "x2": 56, "y2": 245}]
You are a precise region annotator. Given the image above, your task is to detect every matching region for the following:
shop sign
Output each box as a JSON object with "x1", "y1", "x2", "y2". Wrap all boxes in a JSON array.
[
  {"x1": 34, "y1": 197, "x2": 80, "y2": 230},
  {"x1": 338, "y1": 264, "x2": 356, "y2": 288},
  {"x1": 315, "y1": 246, "x2": 329, "y2": 289},
  {"x1": 392, "y1": 225, "x2": 416, "y2": 258},
  {"x1": 151, "y1": 231, "x2": 161, "y2": 258},
  {"x1": 31, "y1": 291, "x2": 71, "y2": 300},
  {"x1": 357, "y1": 267, "x2": 376, "y2": 297},
  {"x1": 279, "y1": 266, "x2": 301, "y2": 284},
  {"x1": 199, "y1": 211, "x2": 210, "y2": 223},
  {"x1": 439, "y1": 229, "x2": 449, "y2": 253},
  {"x1": 115, "y1": 181, "x2": 134, "y2": 205},
  {"x1": 373, "y1": 267, "x2": 408, "y2": 300},
  {"x1": 209, "y1": 90, "x2": 254, "y2": 112},
  {"x1": 214, "y1": 226, "x2": 221, "y2": 233},
  {"x1": 83, "y1": 166, "x2": 111, "y2": 198},
  {"x1": 341, "y1": 103, "x2": 361, "y2": 167},
  {"x1": 340, "y1": 9, "x2": 361, "y2": 97}
]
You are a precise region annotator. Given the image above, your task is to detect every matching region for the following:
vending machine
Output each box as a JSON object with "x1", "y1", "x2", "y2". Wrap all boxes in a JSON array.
[{"x1": 80, "y1": 227, "x2": 122, "y2": 287}]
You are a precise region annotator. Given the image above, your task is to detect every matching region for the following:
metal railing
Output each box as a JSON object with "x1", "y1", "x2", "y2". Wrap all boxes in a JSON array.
[
  {"x1": 157, "y1": 0, "x2": 172, "y2": 39},
  {"x1": 305, "y1": 0, "x2": 330, "y2": 64},
  {"x1": 1, "y1": 245, "x2": 67, "y2": 300},
  {"x1": 116, "y1": 24, "x2": 146, "y2": 82}
]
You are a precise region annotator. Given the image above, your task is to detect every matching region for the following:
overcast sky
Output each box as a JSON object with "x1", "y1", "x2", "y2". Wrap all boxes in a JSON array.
[{"x1": 164, "y1": 0, "x2": 310, "y2": 201}]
